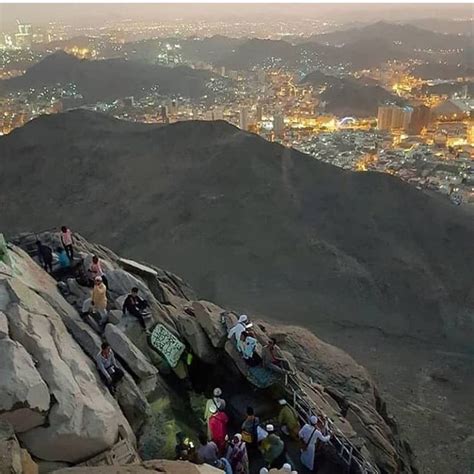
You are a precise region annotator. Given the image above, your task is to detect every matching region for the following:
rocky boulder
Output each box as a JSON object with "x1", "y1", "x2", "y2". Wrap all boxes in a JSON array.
[
  {"x1": 0, "y1": 246, "x2": 133, "y2": 464},
  {"x1": 0, "y1": 336, "x2": 50, "y2": 432},
  {"x1": 191, "y1": 301, "x2": 227, "y2": 348},
  {"x1": 104, "y1": 324, "x2": 158, "y2": 395},
  {"x1": 0, "y1": 421, "x2": 39, "y2": 474}
]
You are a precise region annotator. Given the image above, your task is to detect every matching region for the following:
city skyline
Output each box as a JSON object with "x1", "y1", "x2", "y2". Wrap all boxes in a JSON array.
[{"x1": 1, "y1": 3, "x2": 472, "y2": 30}]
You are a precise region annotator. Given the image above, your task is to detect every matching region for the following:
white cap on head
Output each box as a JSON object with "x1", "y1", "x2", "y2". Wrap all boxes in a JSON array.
[
  {"x1": 278, "y1": 399, "x2": 287, "y2": 405},
  {"x1": 282, "y1": 463, "x2": 292, "y2": 473},
  {"x1": 94, "y1": 276, "x2": 102, "y2": 283},
  {"x1": 213, "y1": 387, "x2": 222, "y2": 397},
  {"x1": 310, "y1": 415, "x2": 318, "y2": 425},
  {"x1": 265, "y1": 424, "x2": 274, "y2": 432},
  {"x1": 239, "y1": 314, "x2": 248, "y2": 323},
  {"x1": 259, "y1": 469, "x2": 269, "y2": 474}
]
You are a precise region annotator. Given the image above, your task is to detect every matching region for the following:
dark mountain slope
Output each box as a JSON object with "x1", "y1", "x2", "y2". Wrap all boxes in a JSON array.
[
  {"x1": 300, "y1": 71, "x2": 402, "y2": 116},
  {"x1": 1, "y1": 110, "x2": 473, "y2": 352},
  {"x1": 0, "y1": 51, "x2": 213, "y2": 101}
]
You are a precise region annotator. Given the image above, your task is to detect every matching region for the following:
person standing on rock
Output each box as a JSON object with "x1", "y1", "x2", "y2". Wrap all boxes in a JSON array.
[
  {"x1": 88, "y1": 255, "x2": 108, "y2": 288},
  {"x1": 260, "y1": 424, "x2": 286, "y2": 469},
  {"x1": 205, "y1": 387, "x2": 226, "y2": 434},
  {"x1": 60, "y1": 226, "x2": 74, "y2": 261},
  {"x1": 92, "y1": 276, "x2": 108, "y2": 325},
  {"x1": 226, "y1": 434, "x2": 249, "y2": 474},
  {"x1": 298, "y1": 415, "x2": 331, "y2": 472},
  {"x1": 262, "y1": 338, "x2": 289, "y2": 375},
  {"x1": 96, "y1": 342, "x2": 124, "y2": 394},
  {"x1": 278, "y1": 399, "x2": 300, "y2": 440},
  {"x1": 36, "y1": 240, "x2": 53, "y2": 273},
  {"x1": 228, "y1": 315, "x2": 251, "y2": 352},
  {"x1": 209, "y1": 405, "x2": 229, "y2": 454},
  {"x1": 241, "y1": 406, "x2": 260, "y2": 447}
]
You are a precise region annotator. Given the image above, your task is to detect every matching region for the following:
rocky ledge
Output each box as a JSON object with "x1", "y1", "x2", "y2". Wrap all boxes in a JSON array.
[{"x1": 0, "y1": 232, "x2": 417, "y2": 473}]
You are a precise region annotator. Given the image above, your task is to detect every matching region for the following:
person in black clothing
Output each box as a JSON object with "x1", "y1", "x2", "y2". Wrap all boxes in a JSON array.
[
  {"x1": 122, "y1": 287, "x2": 150, "y2": 329},
  {"x1": 36, "y1": 240, "x2": 53, "y2": 273}
]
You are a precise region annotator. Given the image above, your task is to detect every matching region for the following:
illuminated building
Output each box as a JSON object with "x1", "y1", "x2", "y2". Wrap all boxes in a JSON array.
[
  {"x1": 408, "y1": 105, "x2": 431, "y2": 135},
  {"x1": 239, "y1": 107, "x2": 249, "y2": 131},
  {"x1": 377, "y1": 106, "x2": 393, "y2": 130},
  {"x1": 273, "y1": 113, "x2": 285, "y2": 138},
  {"x1": 377, "y1": 105, "x2": 412, "y2": 131},
  {"x1": 15, "y1": 21, "x2": 32, "y2": 49}
]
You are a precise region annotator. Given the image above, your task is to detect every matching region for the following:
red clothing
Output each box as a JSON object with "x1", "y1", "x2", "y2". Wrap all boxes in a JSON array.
[{"x1": 209, "y1": 411, "x2": 229, "y2": 454}]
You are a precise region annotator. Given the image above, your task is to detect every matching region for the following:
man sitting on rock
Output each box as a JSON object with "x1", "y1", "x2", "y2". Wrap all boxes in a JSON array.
[
  {"x1": 122, "y1": 287, "x2": 150, "y2": 330},
  {"x1": 96, "y1": 342, "x2": 124, "y2": 394},
  {"x1": 262, "y1": 338, "x2": 290, "y2": 375}
]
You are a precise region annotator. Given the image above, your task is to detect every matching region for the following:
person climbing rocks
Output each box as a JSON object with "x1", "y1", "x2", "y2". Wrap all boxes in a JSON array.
[
  {"x1": 205, "y1": 387, "x2": 227, "y2": 434},
  {"x1": 60, "y1": 225, "x2": 74, "y2": 261},
  {"x1": 88, "y1": 255, "x2": 108, "y2": 288},
  {"x1": 260, "y1": 424, "x2": 286, "y2": 469},
  {"x1": 226, "y1": 434, "x2": 249, "y2": 474},
  {"x1": 83, "y1": 276, "x2": 108, "y2": 326},
  {"x1": 209, "y1": 405, "x2": 229, "y2": 454},
  {"x1": 241, "y1": 406, "x2": 260, "y2": 447},
  {"x1": 122, "y1": 287, "x2": 150, "y2": 330},
  {"x1": 36, "y1": 240, "x2": 53, "y2": 273},
  {"x1": 95, "y1": 342, "x2": 124, "y2": 394},
  {"x1": 277, "y1": 399, "x2": 300, "y2": 440},
  {"x1": 197, "y1": 433, "x2": 219, "y2": 465},
  {"x1": 228, "y1": 315, "x2": 252, "y2": 351},
  {"x1": 298, "y1": 415, "x2": 331, "y2": 472},
  {"x1": 262, "y1": 338, "x2": 289, "y2": 374}
]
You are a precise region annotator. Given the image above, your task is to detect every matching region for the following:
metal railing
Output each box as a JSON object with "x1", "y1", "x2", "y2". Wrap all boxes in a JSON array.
[{"x1": 283, "y1": 369, "x2": 379, "y2": 474}]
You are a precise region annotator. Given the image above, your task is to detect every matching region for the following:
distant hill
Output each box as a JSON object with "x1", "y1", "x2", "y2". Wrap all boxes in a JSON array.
[
  {"x1": 309, "y1": 21, "x2": 469, "y2": 51},
  {"x1": 301, "y1": 71, "x2": 402, "y2": 116},
  {"x1": 0, "y1": 51, "x2": 214, "y2": 102},
  {"x1": 411, "y1": 62, "x2": 474, "y2": 80},
  {"x1": 1, "y1": 110, "x2": 473, "y2": 354}
]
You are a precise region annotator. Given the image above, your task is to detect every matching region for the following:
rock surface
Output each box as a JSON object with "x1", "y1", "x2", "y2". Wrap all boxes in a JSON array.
[
  {"x1": 5, "y1": 233, "x2": 416, "y2": 473},
  {"x1": 104, "y1": 323, "x2": 158, "y2": 393},
  {"x1": 0, "y1": 336, "x2": 50, "y2": 432},
  {"x1": 0, "y1": 245, "x2": 133, "y2": 463}
]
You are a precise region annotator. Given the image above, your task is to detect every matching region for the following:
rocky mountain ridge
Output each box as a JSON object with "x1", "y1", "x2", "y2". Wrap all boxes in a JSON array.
[{"x1": 0, "y1": 231, "x2": 416, "y2": 473}]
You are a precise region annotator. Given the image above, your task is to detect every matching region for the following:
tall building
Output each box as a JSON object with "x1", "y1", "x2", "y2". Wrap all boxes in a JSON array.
[
  {"x1": 160, "y1": 105, "x2": 169, "y2": 124},
  {"x1": 239, "y1": 108, "x2": 249, "y2": 131},
  {"x1": 273, "y1": 113, "x2": 285, "y2": 138},
  {"x1": 377, "y1": 105, "x2": 412, "y2": 131},
  {"x1": 409, "y1": 105, "x2": 431, "y2": 134},
  {"x1": 15, "y1": 21, "x2": 32, "y2": 49},
  {"x1": 377, "y1": 106, "x2": 393, "y2": 130}
]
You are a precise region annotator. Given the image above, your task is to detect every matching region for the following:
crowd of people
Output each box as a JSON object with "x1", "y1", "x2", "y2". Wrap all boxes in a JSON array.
[
  {"x1": 34, "y1": 227, "x2": 334, "y2": 473},
  {"x1": 36, "y1": 226, "x2": 152, "y2": 393},
  {"x1": 174, "y1": 384, "x2": 332, "y2": 474}
]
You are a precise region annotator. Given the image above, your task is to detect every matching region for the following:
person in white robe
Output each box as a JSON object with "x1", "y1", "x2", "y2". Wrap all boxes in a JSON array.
[{"x1": 298, "y1": 415, "x2": 331, "y2": 471}]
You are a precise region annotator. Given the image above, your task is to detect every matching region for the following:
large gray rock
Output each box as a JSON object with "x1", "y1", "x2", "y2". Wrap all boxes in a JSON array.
[
  {"x1": 192, "y1": 301, "x2": 227, "y2": 348},
  {"x1": 174, "y1": 313, "x2": 217, "y2": 364},
  {"x1": 104, "y1": 324, "x2": 158, "y2": 394},
  {"x1": 115, "y1": 372, "x2": 152, "y2": 433},
  {"x1": 0, "y1": 337, "x2": 50, "y2": 432},
  {"x1": 0, "y1": 310, "x2": 9, "y2": 338},
  {"x1": 0, "y1": 420, "x2": 22, "y2": 474},
  {"x1": 1, "y1": 271, "x2": 132, "y2": 463}
]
